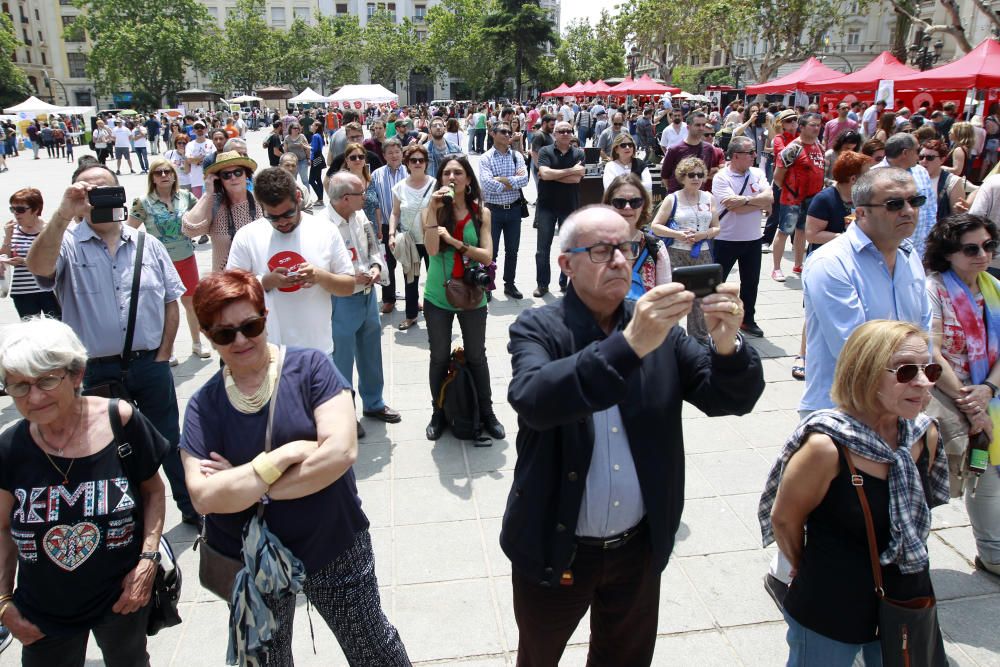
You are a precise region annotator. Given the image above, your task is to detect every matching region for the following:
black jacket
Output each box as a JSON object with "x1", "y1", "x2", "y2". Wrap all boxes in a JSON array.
[{"x1": 502, "y1": 287, "x2": 765, "y2": 587}]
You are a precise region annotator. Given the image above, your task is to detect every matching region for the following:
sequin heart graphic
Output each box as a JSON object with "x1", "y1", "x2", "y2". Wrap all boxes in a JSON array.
[{"x1": 43, "y1": 522, "x2": 101, "y2": 571}]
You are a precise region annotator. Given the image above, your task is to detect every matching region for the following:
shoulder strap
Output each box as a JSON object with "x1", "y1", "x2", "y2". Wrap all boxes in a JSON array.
[
  {"x1": 836, "y1": 443, "x2": 885, "y2": 597},
  {"x1": 121, "y1": 231, "x2": 145, "y2": 373},
  {"x1": 257, "y1": 345, "x2": 287, "y2": 519},
  {"x1": 108, "y1": 398, "x2": 140, "y2": 487},
  {"x1": 668, "y1": 195, "x2": 678, "y2": 226}
]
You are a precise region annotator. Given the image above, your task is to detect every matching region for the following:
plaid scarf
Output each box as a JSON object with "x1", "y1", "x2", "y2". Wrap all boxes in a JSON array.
[{"x1": 758, "y1": 410, "x2": 950, "y2": 574}]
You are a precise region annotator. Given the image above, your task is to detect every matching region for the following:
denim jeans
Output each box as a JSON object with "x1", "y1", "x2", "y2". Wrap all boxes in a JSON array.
[
  {"x1": 474, "y1": 129, "x2": 486, "y2": 153},
  {"x1": 297, "y1": 159, "x2": 310, "y2": 188},
  {"x1": 21, "y1": 602, "x2": 151, "y2": 667},
  {"x1": 134, "y1": 147, "x2": 149, "y2": 172},
  {"x1": 84, "y1": 351, "x2": 193, "y2": 517},
  {"x1": 534, "y1": 207, "x2": 572, "y2": 291},
  {"x1": 424, "y1": 300, "x2": 492, "y2": 414},
  {"x1": 783, "y1": 610, "x2": 882, "y2": 667},
  {"x1": 488, "y1": 204, "x2": 522, "y2": 286},
  {"x1": 762, "y1": 185, "x2": 781, "y2": 246},
  {"x1": 403, "y1": 245, "x2": 429, "y2": 319},
  {"x1": 381, "y1": 223, "x2": 398, "y2": 304},
  {"x1": 12, "y1": 290, "x2": 62, "y2": 319},
  {"x1": 713, "y1": 238, "x2": 762, "y2": 326},
  {"x1": 331, "y1": 289, "x2": 386, "y2": 412}
]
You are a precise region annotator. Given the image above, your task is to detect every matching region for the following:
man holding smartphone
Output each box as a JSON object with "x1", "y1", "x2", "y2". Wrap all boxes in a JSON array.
[
  {"x1": 25, "y1": 158, "x2": 196, "y2": 527},
  {"x1": 503, "y1": 205, "x2": 765, "y2": 665}
]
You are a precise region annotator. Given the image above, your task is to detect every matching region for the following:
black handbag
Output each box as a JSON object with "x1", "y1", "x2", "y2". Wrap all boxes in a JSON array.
[
  {"x1": 194, "y1": 346, "x2": 286, "y2": 601},
  {"x1": 517, "y1": 191, "x2": 529, "y2": 219},
  {"x1": 839, "y1": 446, "x2": 948, "y2": 667},
  {"x1": 84, "y1": 231, "x2": 145, "y2": 403},
  {"x1": 108, "y1": 399, "x2": 182, "y2": 635}
]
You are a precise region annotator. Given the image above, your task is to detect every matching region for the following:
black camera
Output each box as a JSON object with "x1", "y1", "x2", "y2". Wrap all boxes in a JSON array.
[
  {"x1": 463, "y1": 265, "x2": 492, "y2": 289},
  {"x1": 755, "y1": 112, "x2": 766, "y2": 126},
  {"x1": 87, "y1": 186, "x2": 127, "y2": 224}
]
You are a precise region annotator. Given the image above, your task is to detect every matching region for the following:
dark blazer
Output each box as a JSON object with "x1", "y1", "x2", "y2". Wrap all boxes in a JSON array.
[{"x1": 502, "y1": 287, "x2": 765, "y2": 587}]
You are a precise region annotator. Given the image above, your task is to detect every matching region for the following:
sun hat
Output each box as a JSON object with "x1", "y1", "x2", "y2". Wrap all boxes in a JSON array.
[{"x1": 205, "y1": 150, "x2": 257, "y2": 175}]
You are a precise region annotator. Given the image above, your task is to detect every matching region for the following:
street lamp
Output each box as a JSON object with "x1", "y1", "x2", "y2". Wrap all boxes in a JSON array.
[
  {"x1": 626, "y1": 46, "x2": 640, "y2": 80},
  {"x1": 909, "y1": 32, "x2": 943, "y2": 71},
  {"x1": 730, "y1": 63, "x2": 745, "y2": 90},
  {"x1": 42, "y1": 71, "x2": 69, "y2": 105}
]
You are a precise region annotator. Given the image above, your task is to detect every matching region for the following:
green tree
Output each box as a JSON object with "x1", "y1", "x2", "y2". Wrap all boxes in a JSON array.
[
  {"x1": 272, "y1": 18, "x2": 318, "y2": 91},
  {"x1": 550, "y1": 13, "x2": 625, "y2": 86},
  {"x1": 361, "y1": 10, "x2": 422, "y2": 90},
  {"x1": 0, "y1": 14, "x2": 31, "y2": 108},
  {"x1": 424, "y1": 0, "x2": 506, "y2": 99},
  {"x1": 204, "y1": 0, "x2": 279, "y2": 95},
  {"x1": 313, "y1": 15, "x2": 363, "y2": 90},
  {"x1": 483, "y1": 0, "x2": 558, "y2": 99},
  {"x1": 71, "y1": 0, "x2": 213, "y2": 108}
]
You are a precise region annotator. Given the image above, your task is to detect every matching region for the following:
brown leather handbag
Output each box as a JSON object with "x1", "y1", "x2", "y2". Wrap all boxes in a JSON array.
[
  {"x1": 195, "y1": 346, "x2": 286, "y2": 602},
  {"x1": 442, "y1": 254, "x2": 483, "y2": 310}
]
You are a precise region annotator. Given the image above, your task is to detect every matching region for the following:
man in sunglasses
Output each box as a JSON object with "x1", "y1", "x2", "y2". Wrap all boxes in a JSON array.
[
  {"x1": 503, "y1": 205, "x2": 763, "y2": 665},
  {"x1": 226, "y1": 167, "x2": 355, "y2": 361},
  {"x1": 480, "y1": 121, "x2": 530, "y2": 299},
  {"x1": 535, "y1": 121, "x2": 586, "y2": 297},
  {"x1": 596, "y1": 113, "x2": 626, "y2": 162},
  {"x1": 870, "y1": 133, "x2": 937, "y2": 258},
  {"x1": 26, "y1": 159, "x2": 197, "y2": 527}
]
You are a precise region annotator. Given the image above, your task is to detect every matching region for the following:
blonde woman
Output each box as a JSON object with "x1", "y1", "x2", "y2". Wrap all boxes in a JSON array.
[
  {"x1": 945, "y1": 121, "x2": 976, "y2": 179},
  {"x1": 602, "y1": 133, "x2": 652, "y2": 192},
  {"x1": 338, "y1": 142, "x2": 379, "y2": 225}
]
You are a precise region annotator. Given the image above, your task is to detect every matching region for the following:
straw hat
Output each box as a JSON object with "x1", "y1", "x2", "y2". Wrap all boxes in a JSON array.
[
  {"x1": 775, "y1": 109, "x2": 798, "y2": 125},
  {"x1": 205, "y1": 151, "x2": 257, "y2": 175}
]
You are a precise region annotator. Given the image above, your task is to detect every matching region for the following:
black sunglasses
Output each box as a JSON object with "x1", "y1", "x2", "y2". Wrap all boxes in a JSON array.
[
  {"x1": 219, "y1": 168, "x2": 245, "y2": 180},
  {"x1": 686, "y1": 172, "x2": 706, "y2": 179},
  {"x1": 151, "y1": 169, "x2": 173, "y2": 177},
  {"x1": 959, "y1": 240, "x2": 1000, "y2": 257},
  {"x1": 555, "y1": 129, "x2": 574, "y2": 134},
  {"x1": 408, "y1": 157, "x2": 426, "y2": 164},
  {"x1": 862, "y1": 195, "x2": 926, "y2": 212},
  {"x1": 618, "y1": 143, "x2": 635, "y2": 149},
  {"x1": 347, "y1": 154, "x2": 366, "y2": 162},
  {"x1": 495, "y1": 129, "x2": 512, "y2": 136},
  {"x1": 610, "y1": 197, "x2": 644, "y2": 210},
  {"x1": 885, "y1": 363, "x2": 942, "y2": 383},
  {"x1": 918, "y1": 153, "x2": 939, "y2": 161},
  {"x1": 207, "y1": 315, "x2": 267, "y2": 346},
  {"x1": 263, "y1": 205, "x2": 298, "y2": 222},
  {"x1": 9, "y1": 205, "x2": 30, "y2": 214}
]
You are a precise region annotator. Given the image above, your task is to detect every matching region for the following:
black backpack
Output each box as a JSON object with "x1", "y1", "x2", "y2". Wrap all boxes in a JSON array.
[{"x1": 437, "y1": 348, "x2": 482, "y2": 441}]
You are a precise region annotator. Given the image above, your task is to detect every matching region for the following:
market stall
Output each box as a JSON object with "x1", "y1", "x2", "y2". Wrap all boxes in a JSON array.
[{"x1": 744, "y1": 58, "x2": 844, "y2": 96}]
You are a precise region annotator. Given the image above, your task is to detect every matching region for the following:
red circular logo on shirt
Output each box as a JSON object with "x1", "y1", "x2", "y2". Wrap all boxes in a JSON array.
[{"x1": 267, "y1": 250, "x2": 306, "y2": 293}]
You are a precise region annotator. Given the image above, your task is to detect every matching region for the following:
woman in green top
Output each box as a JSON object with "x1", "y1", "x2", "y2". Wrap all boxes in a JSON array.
[
  {"x1": 422, "y1": 155, "x2": 504, "y2": 442},
  {"x1": 128, "y1": 156, "x2": 211, "y2": 362}
]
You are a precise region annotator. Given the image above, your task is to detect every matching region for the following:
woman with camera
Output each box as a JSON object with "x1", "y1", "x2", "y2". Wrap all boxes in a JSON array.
[
  {"x1": 422, "y1": 155, "x2": 504, "y2": 441},
  {"x1": 923, "y1": 213, "x2": 1000, "y2": 578}
]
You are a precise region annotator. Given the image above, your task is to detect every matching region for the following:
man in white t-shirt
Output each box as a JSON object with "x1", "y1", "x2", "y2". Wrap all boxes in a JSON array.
[
  {"x1": 233, "y1": 111, "x2": 247, "y2": 138},
  {"x1": 862, "y1": 100, "x2": 885, "y2": 139},
  {"x1": 226, "y1": 167, "x2": 355, "y2": 356},
  {"x1": 112, "y1": 120, "x2": 135, "y2": 175},
  {"x1": 658, "y1": 109, "x2": 688, "y2": 152},
  {"x1": 558, "y1": 101, "x2": 573, "y2": 124},
  {"x1": 711, "y1": 136, "x2": 773, "y2": 338},
  {"x1": 184, "y1": 120, "x2": 216, "y2": 197}
]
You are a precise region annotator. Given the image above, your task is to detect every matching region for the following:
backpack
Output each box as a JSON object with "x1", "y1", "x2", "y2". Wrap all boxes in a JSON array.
[{"x1": 437, "y1": 348, "x2": 482, "y2": 441}]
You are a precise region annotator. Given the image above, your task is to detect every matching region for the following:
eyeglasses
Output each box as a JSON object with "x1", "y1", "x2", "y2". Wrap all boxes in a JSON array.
[
  {"x1": 610, "y1": 197, "x2": 644, "y2": 210},
  {"x1": 959, "y1": 240, "x2": 1000, "y2": 257},
  {"x1": 884, "y1": 363, "x2": 942, "y2": 383},
  {"x1": 347, "y1": 154, "x2": 366, "y2": 162},
  {"x1": 732, "y1": 150, "x2": 755, "y2": 155},
  {"x1": 704, "y1": 133, "x2": 715, "y2": 138},
  {"x1": 408, "y1": 157, "x2": 426, "y2": 165},
  {"x1": 495, "y1": 129, "x2": 513, "y2": 136},
  {"x1": 151, "y1": 169, "x2": 173, "y2": 177},
  {"x1": 9, "y1": 205, "x2": 30, "y2": 214},
  {"x1": 565, "y1": 241, "x2": 640, "y2": 263},
  {"x1": 862, "y1": 195, "x2": 926, "y2": 212},
  {"x1": 555, "y1": 129, "x2": 574, "y2": 134},
  {"x1": 219, "y1": 168, "x2": 245, "y2": 180},
  {"x1": 618, "y1": 143, "x2": 635, "y2": 149},
  {"x1": 207, "y1": 316, "x2": 267, "y2": 346},
  {"x1": 1, "y1": 373, "x2": 68, "y2": 398},
  {"x1": 686, "y1": 172, "x2": 706, "y2": 179},
  {"x1": 344, "y1": 191, "x2": 365, "y2": 198},
  {"x1": 263, "y1": 205, "x2": 298, "y2": 222},
  {"x1": 918, "y1": 153, "x2": 939, "y2": 161}
]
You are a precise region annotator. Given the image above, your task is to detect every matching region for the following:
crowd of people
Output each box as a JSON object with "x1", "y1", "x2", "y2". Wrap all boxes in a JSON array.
[{"x1": 0, "y1": 89, "x2": 997, "y2": 667}]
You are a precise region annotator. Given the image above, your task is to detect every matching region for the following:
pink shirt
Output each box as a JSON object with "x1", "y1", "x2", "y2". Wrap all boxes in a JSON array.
[{"x1": 824, "y1": 117, "x2": 858, "y2": 145}]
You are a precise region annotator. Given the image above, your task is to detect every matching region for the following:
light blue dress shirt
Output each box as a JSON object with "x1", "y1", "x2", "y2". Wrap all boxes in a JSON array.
[{"x1": 800, "y1": 222, "x2": 932, "y2": 412}]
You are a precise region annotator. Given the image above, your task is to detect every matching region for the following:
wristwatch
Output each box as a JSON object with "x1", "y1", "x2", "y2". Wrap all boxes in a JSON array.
[
  {"x1": 985, "y1": 381, "x2": 999, "y2": 399},
  {"x1": 139, "y1": 551, "x2": 162, "y2": 564}
]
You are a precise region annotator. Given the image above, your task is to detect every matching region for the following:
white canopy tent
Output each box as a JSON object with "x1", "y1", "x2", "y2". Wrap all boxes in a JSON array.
[
  {"x1": 229, "y1": 94, "x2": 264, "y2": 103},
  {"x1": 328, "y1": 84, "x2": 398, "y2": 104},
  {"x1": 3, "y1": 96, "x2": 94, "y2": 116},
  {"x1": 287, "y1": 87, "x2": 329, "y2": 104}
]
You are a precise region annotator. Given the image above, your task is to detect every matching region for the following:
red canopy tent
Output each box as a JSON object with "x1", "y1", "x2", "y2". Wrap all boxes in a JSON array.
[
  {"x1": 564, "y1": 81, "x2": 588, "y2": 95},
  {"x1": 580, "y1": 80, "x2": 596, "y2": 94},
  {"x1": 893, "y1": 38, "x2": 1000, "y2": 90},
  {"x1": 541, "y1": 82, "x2": 571, "y2": 98},
  {"x1": 800, "y1": 52, "x2": 919, "y2": 93},
  {"x1": 611, "y1": 74, "x2": 681, "y2": 95},
  {"x1": 591, "y1": 80, "x2": 614, "y2": 94},
  {"x1": 745, "y1": 57, "x2": 844, "y2": 95}
]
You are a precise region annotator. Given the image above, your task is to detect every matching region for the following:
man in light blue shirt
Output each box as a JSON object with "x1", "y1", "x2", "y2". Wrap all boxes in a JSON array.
[{"x1": 871, "y1": 133, "x2": 937, "y2": 258}]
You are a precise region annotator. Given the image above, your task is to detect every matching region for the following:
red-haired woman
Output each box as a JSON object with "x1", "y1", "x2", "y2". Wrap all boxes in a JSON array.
[
  {"x1": 178, "y1": 269, "x2": 410, "y2": 665},
  {"x1": 1, "y1": 188, "x2": 61, "y2": 318}
]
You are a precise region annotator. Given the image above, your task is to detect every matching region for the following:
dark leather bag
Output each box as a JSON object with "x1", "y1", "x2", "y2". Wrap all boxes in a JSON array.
[
  {"x1": 442, "y1": 254, "x2": 484, "y2": 310},
  {"x1": 195, "y1": 346, "x2": 286, "y2": 601},
  {"x1": 839, "y1": 445, "x2": 948, "y2": 667}
]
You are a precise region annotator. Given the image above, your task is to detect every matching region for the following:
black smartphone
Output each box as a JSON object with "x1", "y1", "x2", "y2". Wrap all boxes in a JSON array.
[
  {"x1": 87, "y1": 186, "x2": 127, "y2": 224},
  {"x1": 673, "y1": 263, "x2": 724, "y2": 298}
]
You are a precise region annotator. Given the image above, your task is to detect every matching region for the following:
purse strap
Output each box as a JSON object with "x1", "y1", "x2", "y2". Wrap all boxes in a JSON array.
[
  {"x1": 836, "y1": 443, "x2": 886, "y2": 597},
  {"x1": 120, "y1": 231, "x2": 145, "y2": 375},
  {"x1": 257, "y1": 345, "x2": 287, "y2": 519}
]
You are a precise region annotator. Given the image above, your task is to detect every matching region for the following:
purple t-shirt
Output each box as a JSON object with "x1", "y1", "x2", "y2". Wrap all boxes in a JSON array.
[{"x1": 180, "y1": 347, "x2": 367, "y2": 573}]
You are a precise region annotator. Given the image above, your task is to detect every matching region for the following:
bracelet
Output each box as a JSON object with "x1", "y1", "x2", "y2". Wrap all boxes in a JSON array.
[
  {"x1": 251, "y1": 452, "x2": 283, "y2": 486},
  {"x1": 458, "y1": 242, "x2": 469, "y2": 254},
  {"x1": 0, "y1": 599, "x2": 13, "y2": 623}
]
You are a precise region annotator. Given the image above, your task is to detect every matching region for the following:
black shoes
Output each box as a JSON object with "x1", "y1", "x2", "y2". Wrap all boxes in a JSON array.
[
  {"x1": 504, "y1": 285, "x2": 523, "y2": 299},
  {"x1": 740, "y1": 322, "x2": 764, "y2": 338},
  {"x1": 763, "y1": 574, "x2": 788, "y2": 611},
  {"x1": 426, "y1": 410, "x2": 446, "y2": 440},
  {"x1": 357, "y1": 420, "x2": 366, "y2": 439},
  {"x1": 481, "y1": 414, "x2": 505, "y2": 440},
  {"x1": 363, "y1": 406, "x2": 402, "y2": 423},
  {"x1": 532, "y1": 286, "x2": 548, "y2": 298}
]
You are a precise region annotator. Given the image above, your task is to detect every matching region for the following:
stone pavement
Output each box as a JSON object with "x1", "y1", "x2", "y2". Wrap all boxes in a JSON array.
[{"x1": 0, "y1": 133, "x2": 997, "y2": 666}]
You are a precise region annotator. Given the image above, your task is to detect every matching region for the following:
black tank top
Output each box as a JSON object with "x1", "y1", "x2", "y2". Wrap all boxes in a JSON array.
[{"x1": 783, "y1": 445, "x2": 934, "y2": 644}]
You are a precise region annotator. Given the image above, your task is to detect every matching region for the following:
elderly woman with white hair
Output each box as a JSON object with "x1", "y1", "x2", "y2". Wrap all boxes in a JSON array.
[{"x1": 0, "y1": 317, "x2": 170, "y2": 665}]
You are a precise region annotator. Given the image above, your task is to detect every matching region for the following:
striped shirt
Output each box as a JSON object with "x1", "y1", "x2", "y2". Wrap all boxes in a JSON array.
[
  {"x1": 7, "y1": 226, "x2": 49, "y2": 295},
  {"x1": 479, "y1": 147, "x2": 529, "y2": 206},
  {"x1": 371, "y1": 163, "x2": 408, "y2": 228}
]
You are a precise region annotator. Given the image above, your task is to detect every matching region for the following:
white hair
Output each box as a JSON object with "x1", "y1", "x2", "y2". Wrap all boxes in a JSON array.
[
  {"x1": 0, "y1": 316, "x2": 88, "y2": 383},
  {"x1": 559, "y1": 204, "x2": 624, "y2": 252}
]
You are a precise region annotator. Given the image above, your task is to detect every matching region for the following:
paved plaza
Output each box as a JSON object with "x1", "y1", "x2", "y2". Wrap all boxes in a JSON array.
[{"x1": 0, "y1": 134, "x2": 998, "y2": 666}]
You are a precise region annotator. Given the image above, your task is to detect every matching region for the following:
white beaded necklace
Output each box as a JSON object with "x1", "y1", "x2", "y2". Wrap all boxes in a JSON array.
[{"x1": 224, "y1": 344, "x2": 278, "y2": 414}]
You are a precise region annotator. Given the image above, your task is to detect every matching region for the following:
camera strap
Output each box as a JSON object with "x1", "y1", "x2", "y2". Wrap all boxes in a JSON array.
[{"x1": 120, "y1": 231, "x2": 145, "y2": 375}]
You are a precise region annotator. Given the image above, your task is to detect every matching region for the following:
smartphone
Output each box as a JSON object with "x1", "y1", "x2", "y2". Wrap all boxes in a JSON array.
[
  {"x1": 673, "y1": 263, "x2": 724, "y2": 298},
  {"x1": 88, "y1": 186, "x2": 127, "y2": 224}
]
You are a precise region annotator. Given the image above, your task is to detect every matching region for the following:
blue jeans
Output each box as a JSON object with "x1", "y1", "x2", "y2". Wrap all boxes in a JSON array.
[
  {"x1": 488, "y1": 204, "x2": 522, "y2": 286},
  {"x1": 577, "y1": 126, "x2": 590, "y2": 146},
  {"x1": 84, "y1": 351, "x2": 193, "y2": 517},
  {"x1": 783, "y1": 610, "x2": 882, "y2": 667},
  {"x1": 534, "y1": 207, "x2": 571, "y2": 290},
  {"x1": 331, "y1": 289, "x2": 386, "y2": 412},
  {"x1": 297, "y1": 159, "x2": 310, "y2": 187},
  {"x1": 134, "y1": 147, "x2": 149, "y2": 171}
]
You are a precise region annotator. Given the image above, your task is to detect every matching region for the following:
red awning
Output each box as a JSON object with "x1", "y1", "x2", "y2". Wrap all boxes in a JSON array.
[
  {"x1": 580, "y1": 80, "x2": 596, "y2": 93},
  {"x1": 541, "y1": 83, "x2": 571, "y2": 98},
  {"x1": 591, "y1": 80, "x2": 614, "y2": 94},
  {"x1": 611, "y1": 74, "x2": 681, "y2": 95},
  {"x1": 893, "y1": 38, "x2": 1000, "y2": 90},
  {"x1": 564, "y1": 81, "x2": 588, "y2": 94},
  {"x1": 800, "y1": 52, "x2": 919, "y2": 93},
  {"x1": 745, "y1": 57, "x2": 845, "y2": 95}
]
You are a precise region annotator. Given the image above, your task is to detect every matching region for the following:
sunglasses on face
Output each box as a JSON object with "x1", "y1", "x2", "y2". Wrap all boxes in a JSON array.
[
  {"x1": 495, "y1": 129, "x2": 512, "y2": 136},
  {"x1": 347, "y1": 154, "x2": 366, "y2": 162},
  {"x1": 863, "y1": 195, "x2": 926, "y2": 212},
  {"x1": 884, "y1": 363, "x2": 942, "y2": 383},
  {"x1": 207, "y1": 315, "x2": 267, "y2": 346},
  {"x1": 610, "y1": 197, "x2": 644, "y2": 210},
  {"x1": 151, "y1": 169, "x2": 173, "y2": 177},
  {"x1": 408, "y1": 157, "x2": 426, "y2": 165},
  {"x1": 219, "y1": 168, "x2": 245, "y2": 180},
  {"x1": 555, "y1": 129, "x2": 574, "y2": 134},
  {"x1": 263, "y1": 205, "x2": 298, "y2": 223},
  {"x1": 9, "y1": 205, "x2": 29, "y2": 214},
  {"x1": 958, "y1": 240, "x2": 1000, "y2": 257},
  {"x1": 1, "y1": 373, "x2": 67, "y2": 398},
  {"x1": 918, "y1": 153, "x2": 939, "y2": 161},
  {"x1": 619, "y1": 143, "x2": 635, "y2": 149},
  {"x1": 704, "y1": 133, "x2": 715, "y2": 138},
  {"x1": 686, "y1": 172, "x2": 705, "y2": 179}
]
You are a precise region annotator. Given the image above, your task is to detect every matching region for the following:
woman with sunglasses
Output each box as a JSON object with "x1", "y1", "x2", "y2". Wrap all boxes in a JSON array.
[
  {"x1": 602, "y1": 174, "x2": 671, "y2": 295},
  {"x1": 0, "y1": 317, "x2": 171, "y2": 666},
  {"x1": 1, "y1": 189, "x2": 61, "y2": 319},
  {"x1": 182, "y1": 151, "x2": 263, "y2": 272},
  {"x1": 602, "y1": 133, "x2": 652, "y2": 192},
  {"x1": 128, "y1": 158, "x2": 211, "y2": 360},
  {"x1": 650, "y1": 156, "x2": 720, "y2": 343},
  {"x1": 164, "y1": 134, "x2": 192, "y2": 192},
  {"x1": 761, "y1": 319, "x2": 949, "y2": 667},
  {"x1": 339, "y1": 143, "x2": 379, "y2": 225},
  {"x1": 389, "y1": 143, "x2": 436, "y2": 330},
  {"x1": 283, "y1": 124, "x2": 311, "y2": 187},
  {"x1": 923, "y1": 213, "x2": 1000, "y2": 579},
  {"x1": 179, "y1": 270, "x2": 411, "y2": 665},
  {"x1": 920, "y1": 139, "x2": 973, "y2": 223}
]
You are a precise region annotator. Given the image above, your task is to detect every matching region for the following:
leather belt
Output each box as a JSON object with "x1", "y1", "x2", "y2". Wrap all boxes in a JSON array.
[
  {"x1": 576, "y1": 517, "x2": 647, "y2": 550},
  {"x1": 90, "y1": 349, "x2": 154, "y2": 365},
  {"x1": 486, "y1": 202, "x2": 514, "y2": 210}
]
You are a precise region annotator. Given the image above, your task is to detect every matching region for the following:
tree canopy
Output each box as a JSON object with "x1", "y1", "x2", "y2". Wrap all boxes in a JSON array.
[
  {"x1": 0, "y1": 13, "x2": 31, "y2": 109},
  {"x1": 540, "y1": 13, "x2": 625, "y2": 90},
  {"x1": 482, "y1": 0, "x2": 557, "y2": 99}
]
